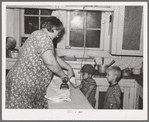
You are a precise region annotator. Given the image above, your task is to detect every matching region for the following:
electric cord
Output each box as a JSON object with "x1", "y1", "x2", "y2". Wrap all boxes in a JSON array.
[
  {"x1": 56, "y1": 6, "x2": 86, "y2": 84},
  {"x1": 80, "y1": 6, "x2": 86, "y2": 82}
]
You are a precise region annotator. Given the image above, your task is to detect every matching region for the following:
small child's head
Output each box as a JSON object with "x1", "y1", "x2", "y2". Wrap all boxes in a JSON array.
[
  {"x1": 80, "y1": 64, "x2": 95, "y2": 80},
  {"x1": 106, "y1": 66, "x2": 122, "y2": 83}
]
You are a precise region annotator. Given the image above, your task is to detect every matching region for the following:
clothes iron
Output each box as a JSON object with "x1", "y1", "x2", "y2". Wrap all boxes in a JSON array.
[{"x1": 60, "y1": 77, "x2": 69, "y2": 89}]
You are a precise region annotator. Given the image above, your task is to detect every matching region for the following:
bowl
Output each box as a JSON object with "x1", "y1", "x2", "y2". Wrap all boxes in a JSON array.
[
  {"x1": 6, "y1": 49, "x2": 19, "y2": 58},
  {"x1": 6, "y1": 37, "x2": 16, "y2": 50}
]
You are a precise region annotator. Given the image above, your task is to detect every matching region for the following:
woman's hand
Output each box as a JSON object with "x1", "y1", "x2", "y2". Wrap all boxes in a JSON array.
[
  {"x1": 67, "y1": 67, "x2": 75, "y2": 79},
  {"x1": 55, "y1": 55, "x2": 75, "y2": 79}
]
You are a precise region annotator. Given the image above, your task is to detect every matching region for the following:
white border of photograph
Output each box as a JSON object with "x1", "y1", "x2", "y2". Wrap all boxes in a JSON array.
[{"x1": 2, "y1": 2, "x2": 148, "y2": 120}]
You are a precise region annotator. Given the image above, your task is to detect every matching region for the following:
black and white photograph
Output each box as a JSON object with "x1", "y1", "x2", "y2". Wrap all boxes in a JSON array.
[{"x1": 2, "y1": 1, "x2": 148, "y2": 120}]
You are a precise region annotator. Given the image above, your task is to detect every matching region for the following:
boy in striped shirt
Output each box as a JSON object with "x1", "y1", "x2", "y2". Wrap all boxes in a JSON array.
[{"x1": 78, "y1": 64, "x2": 97, "y2": 108}]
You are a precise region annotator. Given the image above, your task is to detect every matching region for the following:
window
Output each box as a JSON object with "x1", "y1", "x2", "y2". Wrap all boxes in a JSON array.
[
  {"x1": 20, "y1": 7, "x2": 113, "y2": 51},
  {"x1": 66, "y1": 10, "x2": 112, "y2": 50},
  {"x1": 21, "y1": 8, "x2": 53, "y2": 36}
]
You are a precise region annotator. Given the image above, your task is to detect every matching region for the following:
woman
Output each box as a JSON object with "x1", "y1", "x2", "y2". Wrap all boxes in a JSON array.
[{"x1": 6, "y1": 16, "x2": 74, "y2": 109}]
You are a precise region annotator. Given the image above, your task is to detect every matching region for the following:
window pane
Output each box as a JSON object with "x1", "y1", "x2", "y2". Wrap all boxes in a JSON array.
[
  {"x1": 41, "y1": 17, "x2": 49, "y2": 23},
  {"x1": 40, "y1": 17, "x2": 49, "y2": 29},
  {"x1": 87, "y1": 11, "x2": 101, "y2": 28},
  {"x1": 86, "y1": 30, "x2": 100, "y2": 48},
  {"x1": 41, "y1": 9, "x2": 53, "y2": 15},
  {"x1": 69, "y1": 11, "x2": 101, "y2": 48},
  {"x1": 70, "y1": 29, "x2": 84, "y2": 47},
  {"x1": 25, "y1": 9, "x2": 39, "y2": 15},
  {"x1": 70, "y1": 11, "x2": 83, "y2": 29},
  {"x1": 25, "y1": 17, "x2": 39, "y2": 34}
]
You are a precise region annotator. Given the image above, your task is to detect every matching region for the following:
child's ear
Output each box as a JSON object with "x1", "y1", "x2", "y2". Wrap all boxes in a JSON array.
[
  {"x1": 114, "y1": 75, "x2": 118, "y2": 81},
  {"x1": 88, "y1": 74, "x2": 92, "y2": 77},
  {"x1": 50, "y1": 29, "x2": 54, "y2": 32}
]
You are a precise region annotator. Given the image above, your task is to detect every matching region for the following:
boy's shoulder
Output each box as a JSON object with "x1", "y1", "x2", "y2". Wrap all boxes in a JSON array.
[
  {"x1": 111, "y1": 84, "x2": 121, "y2": 92},
  {"x1": 115, "y1": 83, "x2": 121, "y2": 88},
  {"x1": 87, "y1": 77, "x2": 97, "y2": 85},
  {"x1": 112, "y1": 83, "x2": 120, "y2": 87}
]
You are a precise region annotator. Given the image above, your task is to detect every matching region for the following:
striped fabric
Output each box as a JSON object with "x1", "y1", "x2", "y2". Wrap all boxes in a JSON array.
[{"x1": 80, "y1": 77, "x2": 97, "y2": 108}]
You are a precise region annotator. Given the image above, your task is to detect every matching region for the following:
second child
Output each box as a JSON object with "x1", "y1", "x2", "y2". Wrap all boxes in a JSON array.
[{"x1": 103, "y1": 66, "x2": 122, "y2": 109}]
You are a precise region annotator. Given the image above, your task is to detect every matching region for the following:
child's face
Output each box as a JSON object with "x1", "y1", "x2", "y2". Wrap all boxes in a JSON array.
[
  {"x1": 81, "y1": 72, "x2": 89, "y2": 80},
  {"x1": 106, "y1": 70, "x2": 117, "y2": 83}
]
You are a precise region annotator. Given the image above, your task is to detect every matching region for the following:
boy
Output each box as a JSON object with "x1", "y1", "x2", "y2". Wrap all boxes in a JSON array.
[
  {"x1": 78, "y1": 64, "x2": 97, "y2": 108},
  {"x1": 103, "y1": 66, "x2": 122, "y2": 109}
]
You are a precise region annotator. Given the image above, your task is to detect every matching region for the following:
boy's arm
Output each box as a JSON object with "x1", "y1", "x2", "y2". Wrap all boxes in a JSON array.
[
  {"x1": 85, "y1": 85, "x2": 95, "y2": 99},
  {"x1": 70, "y1": 81, "x2": 82, "y2": 89},
  {"x1": 78, "y1": 84, "x2": 82, "y2": 89},
  {"x1": 114, "y1": 95, "x2": 121, "y2": 109}
]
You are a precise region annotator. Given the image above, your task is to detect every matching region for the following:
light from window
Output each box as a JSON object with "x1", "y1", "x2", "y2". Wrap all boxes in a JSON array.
[{"x1": 69, "y1": 11, "x2": 102, "y2": 48}]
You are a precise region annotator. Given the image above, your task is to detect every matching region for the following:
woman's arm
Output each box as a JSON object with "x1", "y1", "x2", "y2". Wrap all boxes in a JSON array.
[
  {"x1": 55, "y1": 55, "x2": 75, "y2": 78},
  {"x1": 55, "y1": 55, "x2": 71, "y2": 70},
  {"x1": 42, "y1": 50, "x2": 66, "y2": 78}
]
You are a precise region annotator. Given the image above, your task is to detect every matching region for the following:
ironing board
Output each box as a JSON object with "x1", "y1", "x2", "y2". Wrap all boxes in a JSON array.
[{"x1": 48, "y1": 84, "x2": 93, "y2": 109}]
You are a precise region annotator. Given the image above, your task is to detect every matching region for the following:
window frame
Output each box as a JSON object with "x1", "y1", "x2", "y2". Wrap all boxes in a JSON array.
[
  {"x1": 20, "y1": 9, "x2": 52, "y2": 37},
  {"x1": 66, "y1": 10, "x2": 113, "y2": 51}
]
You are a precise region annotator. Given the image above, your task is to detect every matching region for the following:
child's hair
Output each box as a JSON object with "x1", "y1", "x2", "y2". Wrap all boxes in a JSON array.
[
  {"x1": 40, "y1": 16, "x2": 64, "y2": 32},
  {"x1": 106, "y1": 66, "x2": 122, "y2": 82},
  {"x1": 80, "y1": 64, "x2": 95, "y2": 75}
]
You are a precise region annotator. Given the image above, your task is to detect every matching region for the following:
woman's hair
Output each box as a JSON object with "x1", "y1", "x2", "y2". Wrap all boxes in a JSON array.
[
  {"x1": 106, "y1": 65, "x2": 122, "y2": 82},
  {"x1": 40, "y1": 16, "x2": 64, "y2": 32}
]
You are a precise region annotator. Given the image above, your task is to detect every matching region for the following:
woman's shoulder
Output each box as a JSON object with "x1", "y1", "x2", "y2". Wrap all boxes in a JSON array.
[
  {"x1": 32, "y1": 30, "x2": 46, "y2": 36},
  {"x1": 31, "y1": 30, "x2": 52, "y2": 41}
]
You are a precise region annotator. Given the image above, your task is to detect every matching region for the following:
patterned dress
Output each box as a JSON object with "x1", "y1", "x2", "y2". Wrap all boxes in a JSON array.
[
  {"x1": 6, "y1": 29, "x2": 54, "y2": 109},
  {"x1": 103, "y1": 83, "x2": 122, "y2": 109},
  {"x1": 80, "y1": 77, "x2": 97, "y2": 108}
]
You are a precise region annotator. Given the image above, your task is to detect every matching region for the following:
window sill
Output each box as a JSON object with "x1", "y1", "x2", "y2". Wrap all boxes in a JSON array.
[
  {"x1": 55, "y1": 48, "x2": 111, "y2": 57},
  {"x1": 16, "y1": 46, "x2": 111, "y2": 58}
]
